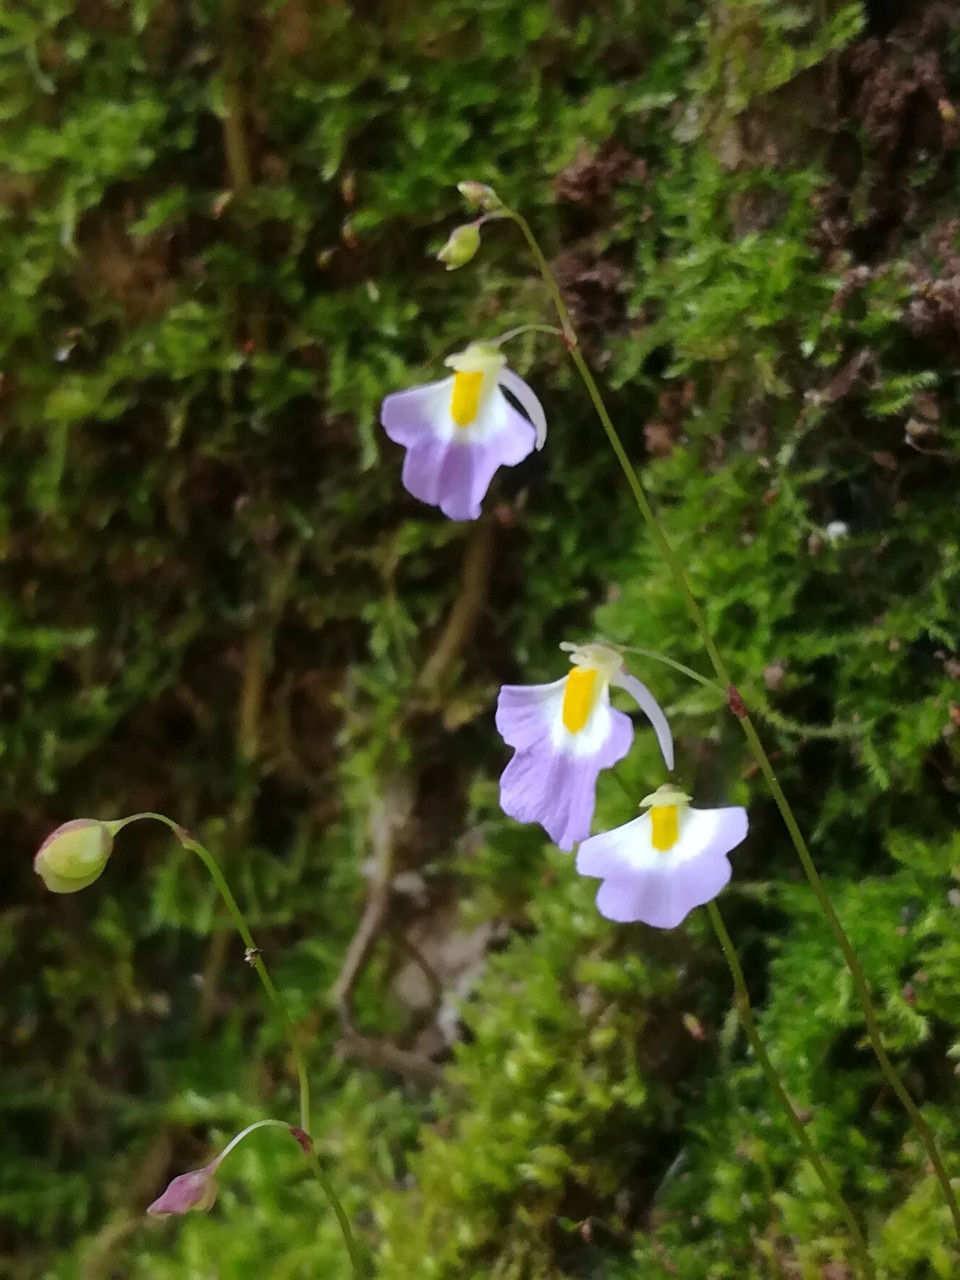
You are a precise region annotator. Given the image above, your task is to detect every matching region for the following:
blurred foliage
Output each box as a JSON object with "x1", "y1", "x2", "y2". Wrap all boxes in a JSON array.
[{"x1": 3, "y1": 0, "x2": 960, "y2": 1277}]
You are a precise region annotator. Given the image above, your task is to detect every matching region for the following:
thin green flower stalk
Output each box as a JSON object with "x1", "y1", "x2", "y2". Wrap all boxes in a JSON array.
[
  {"x1": 602, "y1": 767, "x2": 871, "y2": 1270},
  {"x1": 706, "y1": 901, "x2": 874, "y2": 1279},
  {"x1": 497, "y1": 203, "x2": 960, "y2": 1243},
  {"x1": 114, "y1": 812, "x2": 314, "y2": 1132},
  {"x1": 39, "y1": 811, "x2": 366, "y2": 1278},
  {"x1": 617, "y1": 644, "x2": 862, "y2": 742},
  {"x1": 126, "y1": 814, "x2": 366, "y2": 1276}
]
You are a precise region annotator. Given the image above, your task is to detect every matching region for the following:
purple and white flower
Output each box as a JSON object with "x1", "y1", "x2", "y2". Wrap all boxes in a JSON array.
[
  {"x1": 576, "y1": 783, "x2": 748, "y2": 929},
  {"x1": 381, "y1": 342, "x2": 546, "y2": 521},
  {"x1": 495, "y1": 642, "x2": 674, "y2": 852}
]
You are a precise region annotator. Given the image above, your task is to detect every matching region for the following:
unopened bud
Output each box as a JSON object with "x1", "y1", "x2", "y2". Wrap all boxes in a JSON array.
[
  {"x1": 147, "y1": 1165, "x2": 218, "y2": 1217},
  {"x1": 457, "y1": 181, "x2": 503, "y2": 212},
  {"x1": 34, "y1": 819, "x2": 117, "y2": 894},
  {"x1": 436, "y1": 222, "x2": 481, "y2": 271}
]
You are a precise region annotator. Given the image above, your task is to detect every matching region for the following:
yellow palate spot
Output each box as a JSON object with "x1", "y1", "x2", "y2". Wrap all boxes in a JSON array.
[
  {"x1": 562, "y1": 667, "x2": 598, "y2": 734},
  {"x1": 450, "y1": 370, "x2": 485, "y2": 426},
  {"x1": 650, "y1": 805, "x2": 680, "y2": 853}
]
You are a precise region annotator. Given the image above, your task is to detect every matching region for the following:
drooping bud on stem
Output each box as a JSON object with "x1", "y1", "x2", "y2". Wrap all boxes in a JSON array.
[
  {"x1": 146, "y1": 1119, "x2": 301, "y2": 1220},
  {"x1": 456, "y1": 181, "x2": 503, "y2": 212},
  {"x1": 34, "y1": 819, "x2": 120, "y2": 894},
  {"x1": 147, "y1": 1164, "x2": 219, "y2": 1217},
  {"x1": 436, "y1": 221, "x2": 481, "y2": 270}
]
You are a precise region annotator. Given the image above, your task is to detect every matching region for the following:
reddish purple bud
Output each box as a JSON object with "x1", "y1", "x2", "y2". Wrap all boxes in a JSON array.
[
  {"x1": 147, "y1": 1164, "x2": 218, "y2": 1217},
  {"x1": 34, "y1": 819, "x2": 115, "y2": 894}
]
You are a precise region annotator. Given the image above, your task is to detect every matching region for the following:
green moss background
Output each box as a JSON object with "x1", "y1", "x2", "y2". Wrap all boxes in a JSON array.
[{"x1": 3, "y1": 0, "x2": 960, "y2": 1276}]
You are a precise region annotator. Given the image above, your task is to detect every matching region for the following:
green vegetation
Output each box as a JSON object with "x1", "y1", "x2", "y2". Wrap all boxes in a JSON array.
[{"x1": 3, "y1": 0, "x2": 960, "y2": 1276}]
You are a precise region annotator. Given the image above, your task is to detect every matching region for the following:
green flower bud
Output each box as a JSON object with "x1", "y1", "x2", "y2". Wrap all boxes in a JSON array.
[
  {"x1": 34, "y1": 819, "x2": 115, "y2": 894},
  {"x1": 436, "y1": 222, "x2": 481, "y2": 271},
  {"x1": 457, "y1": 181, "x2": 503, "y2": 212}
]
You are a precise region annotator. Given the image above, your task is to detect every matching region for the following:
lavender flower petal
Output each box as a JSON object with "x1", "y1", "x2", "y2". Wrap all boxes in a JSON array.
[
  {"x1": 399, "y1": 433, "x2": 451, "y2": 511},
  {"x1": 594, "y1": 850, "x2": 732, "y2": 928},
  {"x1": 397, "y1": 436, "x2": 498, "y2": 521},
  {"x1": 488, "y1": 392, "x2": 538, "y2": 466},
  {"x1": 383, "y1": 383, "x2": 535, "y2": 521},
  {"x1": 497, "y1": 684, "x2": 633, "y2": 850},
  {"x1": 495, "y1": 680, "x2": 564, "y2": 749},
  {"x1": 381, "y1": 382, "x2": 449, "y2": 447},
  {"x1": 574, "y1": 814, "x2": 647, "y2": 879},
  {"x1": 499, "y1": 748, "x2": 599, "y2": 852}
]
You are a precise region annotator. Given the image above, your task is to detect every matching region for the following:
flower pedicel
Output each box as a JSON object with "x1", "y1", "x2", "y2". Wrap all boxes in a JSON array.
[{"x1": 147, "y1": 1119, "x2": 304, "y2": 1218}]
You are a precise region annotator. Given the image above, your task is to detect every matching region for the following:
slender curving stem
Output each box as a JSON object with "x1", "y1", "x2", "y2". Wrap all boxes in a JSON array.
[
  {"x1": 504, "y1": 207, "x2": 960, "y2": 1242},
  {"x1": 604, "y1": 769, "x2": 868, "y2": 1269},
  {"x1": 113, "y1": 812, "x2": 367, "y2": 1276},
  {"x1": 707, "y1": 902, "x2": 874, "y2": 1279},
  {"x1": 115, "y1": 812, "x2": 312, "y2": 1133},
  {"x1": 312, "y1": 1153, "x2": 368, "y2": 1277}
]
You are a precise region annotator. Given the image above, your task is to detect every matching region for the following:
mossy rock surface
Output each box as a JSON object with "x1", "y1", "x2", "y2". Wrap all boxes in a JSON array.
[{"x1": 3, "y1": 2, "x2": 960, "y2": 1277}]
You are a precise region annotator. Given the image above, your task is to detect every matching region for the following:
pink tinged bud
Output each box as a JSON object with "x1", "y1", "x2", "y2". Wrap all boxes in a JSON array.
[
  {"x1": 34, "y1": 819, "x2": 115, "y2": 894},
  {"x1": 456, "y1": 181, "x2": 503, "y2": 211},
  {"x1": 147, "y1": 1165, "x2": 219, "y2": 1217},
  {"x1": 436, "y1": 222, "x2": 481, "y2": 270}
]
